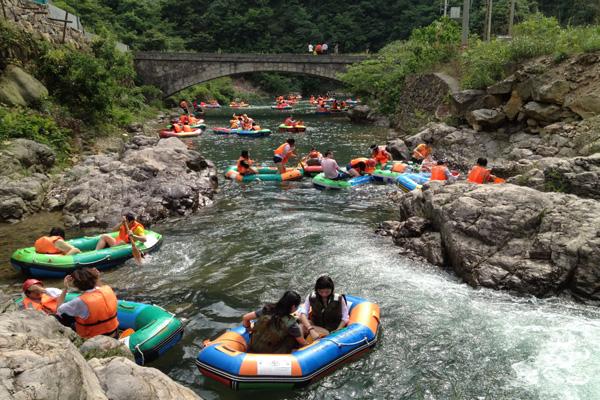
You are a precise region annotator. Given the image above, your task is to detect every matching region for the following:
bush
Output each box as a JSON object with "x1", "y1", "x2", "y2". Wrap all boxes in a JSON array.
[
  {"x1": 461, "y1": 40, "x2": 511, "y2": 89},
  {"x1": 0, "y1": 107, "x2": 71, "y2": 158}
]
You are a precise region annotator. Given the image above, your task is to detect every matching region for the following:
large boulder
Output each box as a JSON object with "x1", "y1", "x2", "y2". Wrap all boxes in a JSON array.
[
  {"x1": 89, "y1": 357, "x2": 201, "y2": 400},
  {"x1": 466, "y1": 109, "x2": 506, "y2": 131},
  {"x1": 2, "y1": 139, "x2": 56, "y2": 174},
  {"x1": 50, "y1": 135, "x2": 217, "y2": 227},
  {"x1": 565, "y1": 93, "x2": 600, "y2": 119},
  {"x1": 534, "y1": 80, "x2": 571, "y2": 105},
  {"x1": 387, "y1": 138, "x2": 410, "y2": 161},
  {"x1": 394, "y1": 183, "x2": 600, "y2": 301},
  {"x1": 0, "y1": 65, "x2": 48, "y2": 107},
  {"x1": 522, "y1": 101, "x2": 563, "y2": 124}
]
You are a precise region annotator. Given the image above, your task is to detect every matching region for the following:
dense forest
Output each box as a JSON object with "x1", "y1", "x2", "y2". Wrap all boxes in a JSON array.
[{"x1": 52, "y1": 0, "x2": 600, "y2": 53}]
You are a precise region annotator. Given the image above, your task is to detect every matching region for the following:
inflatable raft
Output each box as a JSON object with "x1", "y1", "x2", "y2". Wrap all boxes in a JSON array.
[
  {"x1": 10, "y1": 231, "x2": 162, "y2": 278},
  {"x1": 312, "y1": 173, "x2": 373, "y2": 190},
  {"x1": 159, "y1": 128, "x2": 203, "y2": 138},
  {"x1": 278, "y1": 124, "x2": 306, "y2": 133},
  {"x1": 301, "y1": 164, "x2": 323, "y2": 176},
  {"x1": 196, "y1": 295, "x2": 379, "y2": 390},
  {"x1": 16, "y1": 294, "x2": 183, "y2": 365},
  {"x1": 372, "y1": 170, "x2": 429, "y2": 191},
  {"x1": 236, "y1": 129, "x2": 271, "y2": 137},
  {"x1": 271, "y1": 105, "x2": 293, "y2": 110},
  {"x1": 230, "y1": 102, "x2": 250, "y2": 108},
  {"x1": 225, "y1": 166, "x2": 303, "y2": 183}
]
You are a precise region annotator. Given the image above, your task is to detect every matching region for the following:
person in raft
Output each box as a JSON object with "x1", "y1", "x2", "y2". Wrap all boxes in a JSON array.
[
  {"x1": 346, "y1": 158, "x2": 377, "y2": 177},
  {"x1": 283, "y1": 115, "x2": 296, "y2": 126},
  {"x1": 95, "y1": 212, "x2": 146, "y2": 250},
  {"x1": 304, "y1": 147, "x2": 323, "y2": 166},
  {"x1": 370, "y1": 144, "x2": 392, "y2": 167},
  {"x1": 321, "y1": 150, "x2": 348, "y2": 180},
  {"x1": 242, "y1": 291, "x2": 307, "y2": 354},
  {"x1": 429, "y1": 159, "x2": 456, "y2": 182},
  {"x1": 273, "y1": 138, "x2": 297, "y2": 174},
  {"x1": 298, "y1": 275, "x2": 349, "y2": 341},
  {"x1": 467, "y1": 157, "x2": 497, "y2": 184},
  {"x1": 20, "y1": 278, "x2": 61, "y2": 314},
  {"x1": 237, "y1": 150, "x2": 257, "y2": 175},
  {"x1": 55, "y1": 267, "x2": 119, "y2": 338},
  {"x1": 34, "y1": 227, "x2": 81, "y2": 255},
  {"x1": 411, "y1": 138, "x2": 433, "y2": 163}
]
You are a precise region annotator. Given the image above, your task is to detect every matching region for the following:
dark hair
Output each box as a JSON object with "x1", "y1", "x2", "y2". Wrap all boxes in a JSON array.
[
  {"x1": 240, "y1": 160, "x2": 250, "y2": 168},
  {"x1": 125, "y1": 212, "x2": 135, "y2": 222},
  {"x1": 437, "y1": 159, "x2": 446, "y2": 165},
  {"x1": 356, "y1": 161, "x2": 366, "y2": 170},
  {"x1": 264, "y1": 291, "x2": 301, "y2": 324},
  {"x1": 315, "y1": 275, "x2": 335, "y2": 292},
  {"x1": 71, "y1": 268, "x2": 100, "y2": 291},
  {"x1": 287, "y1": 138, "x2": 295, "y2": 145},
  {"x1": 241, "y1": 150, "x2": 249, "y2": 158},
  {"x1": 477, "y1": 157, "x2": 488, "y2": 167},
  {"x1": 369, "y1": 144, "x2": 377, "y2": 151},
  {"x1": 425, "y1": 138, "x2": 434, "y2": 145},
  {"x1": 325, "y1": 150, "x2": 333, "y2": 157},
  {"x1": 49, "y1": 227, "x2": 65, "y2": 238}
]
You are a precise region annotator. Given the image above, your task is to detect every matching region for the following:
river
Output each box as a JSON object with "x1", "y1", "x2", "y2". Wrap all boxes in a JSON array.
[{"x1": 2, "y1": 103, "x2": 600, "y2": 399}]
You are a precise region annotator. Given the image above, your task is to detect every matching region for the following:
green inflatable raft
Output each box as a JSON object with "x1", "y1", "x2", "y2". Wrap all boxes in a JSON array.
[
  {"x1": 16, "y1": 294, "x2": 183, "y2": 365},
  {"x1": 312, "y1": 172, "x2": 373, "y2": 190},
  {"x1": 11, "y1": 231, "x2": 163, "y2": 278}
]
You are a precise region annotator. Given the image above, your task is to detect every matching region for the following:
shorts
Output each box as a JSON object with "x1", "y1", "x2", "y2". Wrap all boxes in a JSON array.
[{"x1": 273, "y1": 156, "x2": 284, "y2": 164}]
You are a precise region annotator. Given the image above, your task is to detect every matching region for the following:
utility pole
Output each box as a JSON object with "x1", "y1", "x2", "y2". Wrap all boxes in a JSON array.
[
  {"x1": 508, "y1": 0, "x2": 516, "y2": 36},
  {"x1": 485, "y1": 0, "x2": 493, "y2": 41},
  {"x1": 461, "y1": 0, "x2": 470, "y2": 47},
  {"x1": 443, "y1": 0, "x2": 448, "y2": 17}
]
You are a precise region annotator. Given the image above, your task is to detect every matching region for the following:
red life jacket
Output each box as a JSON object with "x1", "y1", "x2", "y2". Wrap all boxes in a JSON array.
[
  {"x1": 430, "y1": 165, "x2": 448, "y2": 181},
  {"x1": 116, "y1": 221, "x2": 144, "y2": 243},
  {"x1": 237, "y1": 157, "x2": 253, "y2": 174},
  {"x1": 74, "y1": 286, "x2": 119, "y2": 338},
  {"x1": 467, "y1": 165, "x2": 491, "y2": 184}
]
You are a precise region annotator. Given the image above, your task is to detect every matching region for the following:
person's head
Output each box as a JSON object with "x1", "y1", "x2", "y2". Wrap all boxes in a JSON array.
[
  {"x1": 476, "y1": 157, "x2": 488, "y2": 167},
  {"x1": 23, "y1": 279, "x2": 44, "y2": 300},
  {"x1": 49, "y1": 227, "x2": 65, "y2": 239},
  {"x1": 70, "y1": 267, "x2": 100, "y2": 291},
  {"x1": 286, "y1": 138, "x2": 295, "y2": 146},
  {"x1": 425, "y1": 138, "x2": 434, "y2": 145},
  {"x1": 356, "y1": 161, "x2": 366, "y2": 170},
  {"x1": 124, "y1": 212, "x2": 135, "y2": 223},
  {"x1": 324, "y1": 150, "x2": 333, "y2": 158},
  {"x1": 437, "y1": 159, "x2": 446, "y2": 166},
  {"x1": 315, "y1": 275, "x2": 335, "y2": 299},
  {"x1": 241, "y1": 150, "x2": 249, "y2": 158},
  {"x1": 369, "y1": 144, "x2": 377, "y2": 153},
  {"x1": 367, "y1": 159, "x2": 377, "y2": 168},
  {"x1": 273, "y1": 290, "x2": 301, "y2": 316}
]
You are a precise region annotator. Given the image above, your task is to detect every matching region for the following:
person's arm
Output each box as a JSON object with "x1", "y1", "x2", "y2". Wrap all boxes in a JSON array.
[
  {"x1": 55, "y1": 239, "x2": 81, "y2": 255},
  {"x1": 55, "y1": 275, "x2": 73, "y2": 311},
  {"x1": 290, "y1": 323, "x2": 307, "y2": 346},
  {"x1": 336, "y1": 298, "x2": 350, "y2": 331},
  {"x1": 242, "y1": 311, "x2": 258, "y2": 330},
  {"x1": 128, "y1": 225, "x2": 147, "y2": 243}
]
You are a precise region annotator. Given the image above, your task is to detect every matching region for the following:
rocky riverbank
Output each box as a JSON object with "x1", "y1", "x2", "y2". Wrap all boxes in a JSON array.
[
  {"x1": 0, "y1": 133, "x2": 217, "y2": 227},
  {"x1": 0, "y1": 300, "x2": 201, "y2": 400},
  {"x1": 377, "y1": 52, "x2": 600, "y2": 302}
]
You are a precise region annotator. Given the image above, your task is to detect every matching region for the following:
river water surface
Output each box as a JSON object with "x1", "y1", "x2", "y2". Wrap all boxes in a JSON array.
[{"x1": 2, "y1": 105, "x2": 600, "y2": 399}]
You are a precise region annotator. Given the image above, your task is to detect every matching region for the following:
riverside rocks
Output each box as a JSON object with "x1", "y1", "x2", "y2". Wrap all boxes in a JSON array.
[
  {"x1": 0, "y1": 310, "x2": 201, "y2": 400},
  {"x1": 347, "y1": 104, "x2": 389, "y2": 126},
  {"x1": 48, "y1": 135, "x2": 217, "y2": 228},
  {"x1": 389, "y1": 183, "x2": 600, "y2": 302}
]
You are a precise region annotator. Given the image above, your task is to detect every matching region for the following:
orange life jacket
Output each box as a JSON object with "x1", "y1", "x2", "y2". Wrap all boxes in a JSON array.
[
  {"x1": 230, "y1": 119, "x2": 239, "y2": 128},
  {"x1": 467, "y1": 165, "x2": 491, "y2": 184},
  {"x1": 183, "y1": 124, "x2": 192, "y2": 132},
  {"x1": 74, "y1": 286, "x2": 119, "y2": 338},
  {"x1": 373, "y1": 147, "x2": 389, "y2": 164},
  {"x1": 391, "y1": 163, "x2": 407, "y2": 173},
  {"x1": 237, "y1": 157, "x2": 253, "y2": 174},
  {"x1": 309, "y1": 150, "x2": 322, "y2": 159},
  {"x1": 412, "y1": 144, "x2": 431, "y2": 160},
  {"x1": 116, "y1": 221, "x2": 144, "y2": 244},
  {"x1": 179, "y1": 115, "x2": 187, "y2": 124},
  {"x1": 430, "y1": 165, "x2": 448, "y2": 181},
  {"x1": 274, "y1": 143, "x2": 292, "y2": 163},
  {"x1": 34, "y1": 236, "x2": 62, "y2": 254},
  {"x1": 173, "y1": 124, "x2": 183, "y2": 133},
  {"x1": 22, "y1": 293, "x2": 57, "y2": 314}
]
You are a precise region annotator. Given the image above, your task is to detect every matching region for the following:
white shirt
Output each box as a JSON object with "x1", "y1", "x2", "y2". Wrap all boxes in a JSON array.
[
  {"x1": 298, "y1": 294, "x2": 349, "y2": 324},
  {"x1": 308, "y1": 44, "x2": 313, "y2": 52},
  {"x1": 57, "y1": 286, "x2": 103, "y2": 319},
  {"x1": 321, "y1": 157, "x2": 340, "y2": 179},
  {"x1": 322, "y1": 43, "x2": 328, "y2": 51}
]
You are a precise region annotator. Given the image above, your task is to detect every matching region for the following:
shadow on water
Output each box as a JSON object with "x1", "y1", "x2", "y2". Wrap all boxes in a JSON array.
[{"x1": 3, "y1": 105, "x2": 600, "y2": 399}]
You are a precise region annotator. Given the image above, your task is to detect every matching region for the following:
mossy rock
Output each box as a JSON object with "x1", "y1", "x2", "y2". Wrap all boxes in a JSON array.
[{"x1": 0, "y1": 65, "x2": 48, "y2": 107}]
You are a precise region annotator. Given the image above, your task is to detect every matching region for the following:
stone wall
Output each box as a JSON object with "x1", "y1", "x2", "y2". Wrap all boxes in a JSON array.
[{"x1": 1, "y1": 0, "x2": 89, "y2": 49}]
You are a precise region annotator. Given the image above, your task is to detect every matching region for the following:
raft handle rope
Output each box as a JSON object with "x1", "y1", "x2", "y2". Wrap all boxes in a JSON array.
[
  {"x1": 133, "y1": 310, "x2": 176, "y2": 365},
  {"x1": 77, "y1": 255, "x2": 110, "y2": 265},
  {"x1": 322, "y1": 335, "x2": 369, "y2": 348}
]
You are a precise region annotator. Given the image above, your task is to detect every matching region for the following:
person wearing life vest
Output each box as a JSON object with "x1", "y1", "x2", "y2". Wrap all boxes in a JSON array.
[
  {"x1": 230, "y1": 114, "x2": 240, "y2": 129},
  {"x1": 56, "y1": 268, "x2": 119, "y2": 339},
  {"x1": 179, "y1": 100, "x2": 188, "y2": 113},
  {"x1": 412, "y1": 139, "x2": 433, "y2": 162},
  {"x1": 430, "y1": 159, "x2": 455, "y2": 182},
  {"x1": 182, "y1": 124, "x2": 193, "y2": 132},
  {"x1": 95, "y1": 212, "x2": 146, "y2": 250},
  {"x1": 20, "y1": 279, "x2": 61, "y2": 314},
  {"x1": 34, "y1": 227, "x2": 81, "y2": 255},
  {"x1": 298, "y1": 276, "x2": 349, "y2": 341},
  {"x1": 370, "y1": 144, "x2": 392, "y2": 167},
  {"x1": 304, "y1": 147, "x2": 322, "y2": 166},
  {"x1": 242, "y1": 291, "x2": 307, "y2": 354},
  {"x1": 273, "y1": 138, "x2": 297, "y2": 174},
  {"x1": 346, "y1": 157, "x2": 377, "y2": 177},
  {"x1": 173, "y1": 123, "x2": 183, "y2": 133},
  {"x1": 237, "y1": 150, "x2": 257, "y2": 175},
  {"x1": 284, "y1": 116, "x2": 296, "y2": 127},
  {"x1": 467, "y1": 157, "x2": 496, "y2": 184}
]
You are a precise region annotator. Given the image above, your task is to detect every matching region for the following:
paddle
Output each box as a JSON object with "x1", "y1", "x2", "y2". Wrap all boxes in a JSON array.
[{"x1": 123, "y1": 216, "x2": 143, "y2": 265}]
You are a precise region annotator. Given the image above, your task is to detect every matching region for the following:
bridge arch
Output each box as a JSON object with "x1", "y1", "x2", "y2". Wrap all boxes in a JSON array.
[{"x1": 134, "y1": 52, "x2": 367, "y2": 97}]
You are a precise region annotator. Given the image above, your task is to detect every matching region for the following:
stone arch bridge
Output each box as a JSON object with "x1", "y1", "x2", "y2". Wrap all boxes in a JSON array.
[{"x1": 133, "y1": 52, "x2": 368, "y2": 97}]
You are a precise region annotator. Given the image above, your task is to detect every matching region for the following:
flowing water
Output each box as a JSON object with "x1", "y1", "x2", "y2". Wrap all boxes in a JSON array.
[{"x1": 2, "y1": 104, "x2": 600, "y2": 399}]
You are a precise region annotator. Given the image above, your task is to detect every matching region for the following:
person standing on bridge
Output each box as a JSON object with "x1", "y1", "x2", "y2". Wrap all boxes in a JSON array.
[
  {"x1": 315, "y1": 44, "x2": 322, "y2": 55},
  {"x1": 308, "y1": 43, "x2": 313, "y2": 54},
  {"x1": 334, "y1": 43, "x2": 339, "y2": 54},
  {"x1": 322, "y1": 43, "x2": 328, "y2": 54}
]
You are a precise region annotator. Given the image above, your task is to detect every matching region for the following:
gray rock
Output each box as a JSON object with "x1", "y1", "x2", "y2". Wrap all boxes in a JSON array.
[
  {"x1": 450, "y1": 89, "x2": 486, "y2": 117},
  {"x1": 89, "y1": 357, "x2": 201, "y2": 400},
  {"x1": 487, "y1": 76, "x2": 515, "y2": 95},
  {"x1": 503, "y1": 90, "x2": 523, "y2": 120},
  {"x1": 466, "y1": 109, "x2": 507, "y2": 131},
  {"x1": 565, "y1": 93, "x2": 600, "y2": 119},
  {"x1": 80, "y1": 336, "x2": 134, "y2": 361},
  {"x1": 523, "y1": 101, "x2": 563, "y2": 124},
  {"x1": 394, "y1": 183, "x2": 600, "y2": 300},
  {"x1": 3, "y1": 139, "x2": 55, "y2": 172},
  {"x1": 0, "y1": 65, "x2": 48, "y2": 107},
  {"x1": 387, "y1": 139, "x2": 410, "y2": 161},
  {"x1": 534, "y1": 80, "x2": 571, "y2": 105},
  {"x1": 376, "y1": 220, "x2": 401, "y2": 236}
]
